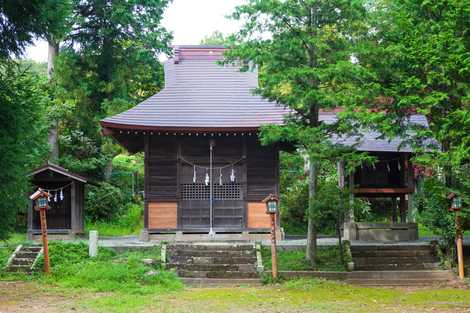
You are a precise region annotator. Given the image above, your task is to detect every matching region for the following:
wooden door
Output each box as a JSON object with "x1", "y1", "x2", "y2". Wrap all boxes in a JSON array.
[{"x1": 179, "y1": 138, "x2": 246, "y2": 230}]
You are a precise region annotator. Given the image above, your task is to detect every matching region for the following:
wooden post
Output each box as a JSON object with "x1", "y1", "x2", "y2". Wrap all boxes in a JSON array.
[
  {"x1": 39, "y1": 207, "x2": 50, "y2": 274},
  {"x1": 270, "y1": 213, "x2": 278, "y2": 280},
  {"x1": 456, "y1": 210, "x2": 465, "y2": 280},
  {"x1": 399, "y1": 195, "x2": 407, "y2": 223}
]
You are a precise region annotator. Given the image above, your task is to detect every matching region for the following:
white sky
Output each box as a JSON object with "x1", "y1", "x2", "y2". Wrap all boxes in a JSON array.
[{"x1": 24, "y1": 0, "x2": 245, "y2": 62}]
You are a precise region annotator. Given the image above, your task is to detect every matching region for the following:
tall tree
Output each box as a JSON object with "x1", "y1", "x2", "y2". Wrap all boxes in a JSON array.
[
  {"x1": 0, "y1": 0, "x2": 68, "y2": 239},
  {"x1": 350, "y1": 0, "x2": 470, "y2": 249},
  {"x1": 0, "y1": 63, "x2": 49, "y2": 239},
  {"x1": 226, "y1": 0, "x2": 373, "y2": 266},
  {"x1": 53, "y1": 0, "x2": 172, "y2": 180}
]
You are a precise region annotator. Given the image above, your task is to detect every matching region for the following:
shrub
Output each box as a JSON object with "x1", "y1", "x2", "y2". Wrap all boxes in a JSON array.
[
  {"x1": 38, "y1": 242, "x2": 182, "y2": 294},
  {"x1": 86, "y1": 182, "x2": 125, "y2": 221}
]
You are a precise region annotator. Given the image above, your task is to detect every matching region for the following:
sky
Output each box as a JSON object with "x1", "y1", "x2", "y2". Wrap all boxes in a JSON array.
[{"x1": 24, "y1": 0, "x2": 245, "y2": 63}]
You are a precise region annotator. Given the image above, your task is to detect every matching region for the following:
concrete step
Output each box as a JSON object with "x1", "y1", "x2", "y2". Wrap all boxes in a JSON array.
[
  {"x1": 169, "y1": 256, "x2": 257, "y2": 265},
  {"x1": 11, "y1": 258, "x2": 35, "y2": 266},
  {"x1": 346, "y1": 278, "x2": 449, "y2": 286},
  {"x1": 177, "y1": 269, "x2": 260, "y2": 279},
  {"x1": 347, "y1": 270, "x2": 454, "y2": 280},
  {"x1": 351, "y1": 251, "x2": 436, "y2": 258},
  {"x1": 170, "y1": 250, "x2": 255, "y2": 258},
  {"x1": 168, "y1": 244, "x2": 254, "y2": 251},
  {"x1": 170, "y1": 263, "x2": 257, "y2": 272},
  {"x1": 355, "y1": 262, "x2": 440, "y2": 271},
  {"x1": 15, "y1": 251, "x2": 40, "y2": 259},
  {"x1": 353, "y1": 256, "x2": 438, "y2": 265},
  {"x1": 21, "y1": 246, "x2": 42, "y2": 252},
  {"x1": 351, "y1": 245, "x2": 433, "y2": 251},
  {"x1": 181, "y1": 277, "x2": 262, "y2": 287},
  {"x1": 6, "y1": 265, "x2": 32, "y2": 273}
]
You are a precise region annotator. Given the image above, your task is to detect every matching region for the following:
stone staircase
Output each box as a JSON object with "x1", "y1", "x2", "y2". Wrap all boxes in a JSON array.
[
  {"x1": 346, "y1": 270, "x2": 454, "y2": 286},
  {"x1": 4, "y1": 245, "x2": 43, "y2": 273},
  {"x1": 351, "y1": 244, "x2": 440, "y2": 271},
  {"x1": 167, "y1": 242, "x2": 261, "y2": 286}
]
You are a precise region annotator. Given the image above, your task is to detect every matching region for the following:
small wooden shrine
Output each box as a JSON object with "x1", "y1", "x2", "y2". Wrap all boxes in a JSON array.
[
  {"x1": 27, "y1": 162, "x2": 87, "y2": 240},
  {"x1": 332, "y1": 115, "x2": 429, "y2": 241},
  {"x1": 101, "y1": 46, "x2": 287, "y2": 239}
]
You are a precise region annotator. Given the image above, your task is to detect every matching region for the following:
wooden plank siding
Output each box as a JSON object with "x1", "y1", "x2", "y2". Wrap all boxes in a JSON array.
[
  {"x1": 148, "y1": 202, "x2": 178, "y2": 229},
  {"x1": 144, "y1": 135, "x2": 279, "y2": 232},
  {"x1": 247, "y1": 202, "x2": 271, "y2": 229},
  {"x1": 246, "y1": 139, "x2": 279, "y2": 201}
]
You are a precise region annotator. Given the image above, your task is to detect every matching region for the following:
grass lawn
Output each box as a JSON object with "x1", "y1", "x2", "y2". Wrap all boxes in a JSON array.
[
  {"x1": 1, "y1": 241, "x2": 470, "y2": 312},
  {"x1": 1, "y1": 278, "x2": 470, "y2": 313},
  {"x1": 262, "y1": 245, "x2": 347, "y2": 271}
]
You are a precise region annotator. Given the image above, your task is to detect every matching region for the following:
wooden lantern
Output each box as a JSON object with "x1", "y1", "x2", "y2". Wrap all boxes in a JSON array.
[
  {"x1": 448, "y1": 192, "x2": 464, "y2": 279},
  {"x1": 263, "y1": 194, "x2": 279, "y2": 279},
  {"x1": 29, "y1": 188, "x2": 51, "y2": 273}
]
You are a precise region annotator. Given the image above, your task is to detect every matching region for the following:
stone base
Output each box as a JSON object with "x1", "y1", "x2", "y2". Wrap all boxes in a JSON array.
[
  {"x1": 348, "y1": 222, "x2": 418, "y2": 242},
  {"x1": 28, "y1": 230, "x2": 77, "y2": 241},
  {"x1": 148, "y1": 229, "x2": 283, "y2": 242}
]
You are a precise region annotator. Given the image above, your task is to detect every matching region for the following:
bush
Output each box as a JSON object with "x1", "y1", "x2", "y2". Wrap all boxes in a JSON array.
[
  {"x1": 86, "y1": 182, "x2": 125, "y2": 221},
  {"x1": 85, "y1": 202, "x2": 144, "y2": 236},
  {"x1": 38, "y1": 242, "x2": 182, "y2": 294}
]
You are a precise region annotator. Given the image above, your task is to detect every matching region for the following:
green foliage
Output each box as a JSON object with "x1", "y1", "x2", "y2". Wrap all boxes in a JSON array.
[
  {"x1": 86, "y1": 202, "x2": 143, "y2": 236},
  {"x1": 51, "y1": 0, "x2": 172, "y2": 180},
  {"x1": 348, "y1": 0, "x2": 470, "y2": 236},
  {"x1": 36, "y1": 242, "x2": 182, "y2": 294},
  {"x1": 85, "y1": 182, "x2": 125, "y2": 222},
  {"x1": 110, "y1": 153, "x2": 145, "y2": 198},
  {"x1": 0, "y1": 62, "x2": 49, "y2": 239},
  {"x1": 0, "y1": 0, "x2": 70, "y2": 58},
  {"x1": 200, "y1": 31, "x2": 229, "y2": 45},
  {"x1": 415, "y1": 177, "x2": 469, "y2": 253},
  {"x1": 262, "y1": 246, "x2": 347, "y2": 272},
  {"x1": 279, "y1": 152, "x2": 308, "y2": 235}
]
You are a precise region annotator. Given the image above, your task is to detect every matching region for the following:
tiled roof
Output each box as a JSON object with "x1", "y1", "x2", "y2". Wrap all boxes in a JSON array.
[
  {"x1": 101, "y1": 46, "x2": 288, "y2": 131},
  {"x1": 29, "y1": 162, "x2": 88, "y2": 183},
  {"x1": 324, "y1": 114, "x2": 432, "y2": 152},
  {"x1": 101, "y1": 46, "x2": 431, "y2": 153}
]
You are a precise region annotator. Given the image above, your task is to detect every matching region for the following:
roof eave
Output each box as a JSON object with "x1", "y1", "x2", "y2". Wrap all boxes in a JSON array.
[{"x1": 100, "y1": 120, "x2": 264, "y2": 133}]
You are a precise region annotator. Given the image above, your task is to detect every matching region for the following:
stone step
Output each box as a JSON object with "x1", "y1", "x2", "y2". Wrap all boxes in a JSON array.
[
  {"x1": 21, "y1": 246, "x2": 42, "y2": 252},
  {"x1": 170, "y1": 263, "x2": 257, "y2": 272},
  {"x1": 169, "y1": 256, "x2": 257, "y2": 265},
  {"x1": 347, "y1": 270, "x2": 454, "y2": 280},
  {"x1": 353, "y1": 256, "x2": 438, "y2": 265},
  {"x1": 354, "y1": 262, "x2": 441, "y2": 271},
  {"x1": 351, "y1": 250, "x2": 435, "y2": 258},
  {"x1": 11, "y1": 258, "x2": 35, "y2": 266},
  {"x1": 346, "y1": 278, "x2": 450, "y2": 286},
  {"x1": 15, "y1": 251, "x2": 40, "y2": 259},
  {"x1": 351, "y1": 244, "x2": 434, "y2": 250},
  {"x1": 170, "y1": 250, "x2": 255, "y2": 258},
  {"x1": 6, "y1": 265, "x2": 32, "y2": 273},
  {"x1": 181, "y1": 277, "x2": 262, "y2": 287},
  {"x1": 177, "y1": 269, "x2": 260, "y2": 279},
  {"x1": 168, "y1": 244, "x2": 254, "y2": 251}
]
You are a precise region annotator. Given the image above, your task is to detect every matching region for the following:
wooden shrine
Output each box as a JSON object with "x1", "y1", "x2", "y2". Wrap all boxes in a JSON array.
[{"x1": 27, "y1": 162, "x2": 87, "y2": 240}]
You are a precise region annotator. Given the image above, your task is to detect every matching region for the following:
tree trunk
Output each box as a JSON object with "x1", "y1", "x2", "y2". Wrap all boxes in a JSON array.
[
  {"x1": 47, "y1": 40, "x2": 60, "y2": 163},
  {"x1": 306, "y1": 158, "x2": 317, "y2": 267},
  {"x1": 103, "y1": 158, "x2": 113, "y2": 181}
]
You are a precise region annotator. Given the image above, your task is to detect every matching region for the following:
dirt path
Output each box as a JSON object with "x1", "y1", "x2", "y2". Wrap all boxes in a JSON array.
[{"x1": 0, "y1": 281, "x2": 88, "y2": 313}]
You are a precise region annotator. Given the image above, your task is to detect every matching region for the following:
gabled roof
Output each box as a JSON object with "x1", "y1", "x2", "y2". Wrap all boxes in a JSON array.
[
  {"x1": 101, "y1": 45, "x2": 432, "y2": 154},
  {"x1": 101, "y1": 46, "x2": 288, "y2": 132},
  {"x1": 324, "y1": 114, "x2": 432, "y2": 152},
  {"x1": 29, "y1": 162, "x2": 87, "y2": 183}
]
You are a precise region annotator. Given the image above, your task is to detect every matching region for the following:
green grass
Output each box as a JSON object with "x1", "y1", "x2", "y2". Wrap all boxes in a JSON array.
[
  {"x1": 75, "y1": 278, "x2": 470, "y2": 313},
  {"x1": 85, "y1": 202, "x2": 143, "y2": 236},
  {"x1": 1, "y1": 241, "x2": 182, "y2": 295},
  {"x1": 262, "y1": 245, "x2": 346, "y2": 271}
]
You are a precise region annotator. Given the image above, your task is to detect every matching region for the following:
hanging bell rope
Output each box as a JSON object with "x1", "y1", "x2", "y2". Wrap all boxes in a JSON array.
[{"x1": 179, "y1": 155, "x2": 245, "y2": 170}]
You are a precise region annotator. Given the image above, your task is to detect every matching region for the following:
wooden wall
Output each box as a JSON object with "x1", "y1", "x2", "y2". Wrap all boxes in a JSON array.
[{"x1": 145, "y1": 135, "x2": 279, "y2": 232}]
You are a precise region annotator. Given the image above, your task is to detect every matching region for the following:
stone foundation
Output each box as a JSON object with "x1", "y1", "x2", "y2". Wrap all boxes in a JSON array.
[{"x1": 346, "y1": 222, "x2": 418, "y2": 242}]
